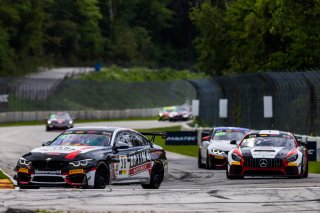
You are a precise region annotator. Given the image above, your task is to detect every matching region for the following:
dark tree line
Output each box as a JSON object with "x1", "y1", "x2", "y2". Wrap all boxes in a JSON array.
[{"x1": 0, "y1": 0, "x2": 319, "y2": 77}]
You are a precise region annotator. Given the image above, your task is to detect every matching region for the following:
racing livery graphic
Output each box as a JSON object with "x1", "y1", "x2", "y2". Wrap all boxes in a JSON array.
[
  {"x1": 226, "y1": 130, "x2": 308, "y2": 179},
  {"x1": 14, "y1": 127, "x2": 167, "y2": 189},
  {"x1": 198, "y1": 127, "x2": 249, "y2": 169}
]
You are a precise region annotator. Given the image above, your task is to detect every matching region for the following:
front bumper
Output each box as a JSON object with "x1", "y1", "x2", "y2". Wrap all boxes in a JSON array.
[
  {"x1": 228, "y1": 165, "x2": 300, "y2": 177},
  {"x1": 208, "y1": 154, "x2": 228, "y2": 167},
  {"x1": 15, "y1": 167, "x2": 96, "y2": 188}
]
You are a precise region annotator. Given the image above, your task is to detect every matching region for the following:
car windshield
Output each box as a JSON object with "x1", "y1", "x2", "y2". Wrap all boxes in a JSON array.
[
  {"x1": 212, "y1": 130, "x2": 246, "y2": 141},
  {"x1": 50, "y1": 132, "x2": 111, "y2": 147},
  {"x1": 50, "y1": 113, "x2": 70, "y2": 120},
  {"x1": 240, "y1": 134, "x2": 296, "y2": 149}
]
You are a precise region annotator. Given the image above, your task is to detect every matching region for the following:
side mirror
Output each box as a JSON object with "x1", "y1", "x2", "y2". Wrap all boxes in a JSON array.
[
  {"x1": 202, "y1": 136, "x2": 211, "y2": 141},
  {"x1": 42, "y1": 141, "x2": 51, "y2": 146},
  {"x1": 113, "y1": 142, "x2": 129, "y2": 152},
  {"x1": 230, "y1": 140, "x2": 237, "y2": 145}
]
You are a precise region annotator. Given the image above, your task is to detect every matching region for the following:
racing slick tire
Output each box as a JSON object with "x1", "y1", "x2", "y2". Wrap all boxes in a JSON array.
[
  {"x1": 226, "y1": 167, "x2": 244, "y2": 179},
  {"x1": 94, "y1": 161, "x2": 110, "y2": 189},
  {"x1": 46, "y1": 126, "x2": 51, "y2": 131},
  {"x1": 141, "y1": 161, "x2": 164, "y2": 189},
  {"x1": 206, "y1": 151, "x2": 215, "y2": 169},
  {"x1": 198, "y1": 150, "x2": 205, "y2": 168},
  {"x1": 303, "y1": 161, "x2": 308, "y2": 178}
]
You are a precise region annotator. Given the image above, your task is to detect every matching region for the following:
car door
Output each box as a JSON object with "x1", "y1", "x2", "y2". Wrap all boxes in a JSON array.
[
  {"x1": 111, "y1": 130, "x2": 135, "y2": 182},
  {"x1": 127, "y1": 131, "x2": 152, "y2": 182}
]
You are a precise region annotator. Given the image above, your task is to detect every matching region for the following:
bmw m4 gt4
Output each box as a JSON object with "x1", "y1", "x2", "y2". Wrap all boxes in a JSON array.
[{"x1": 14, "y1": 127, "x2": 168, "y2": 189}]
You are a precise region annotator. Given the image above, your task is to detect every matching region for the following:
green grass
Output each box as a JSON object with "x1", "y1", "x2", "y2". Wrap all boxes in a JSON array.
[
  {"x1": 0, "y1": 170, "x2": 8, "y2": 179},
  {"x1": 309, "y1": 161, "x2": 320, "y2": 174},
  {"x1": 136, "y1": 126, "x2": 198, "y2": 158}
]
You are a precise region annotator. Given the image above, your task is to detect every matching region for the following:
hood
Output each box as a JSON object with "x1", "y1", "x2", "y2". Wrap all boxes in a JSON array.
[
  {"x1": 240, "y1": 146, "x2": 290, "y2": 159},
  {"x1": 209, "y1": 140, "x2": 237, "y2": 152},
  {"x1": 25, "y1": 146, "x2": 108, "y2": 161},
  {"x1": 31, "y1": 146, "x2": 102, "y2": 154}
]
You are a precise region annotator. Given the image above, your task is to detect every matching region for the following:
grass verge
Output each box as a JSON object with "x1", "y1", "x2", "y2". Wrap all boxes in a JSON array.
[
  {"x1": 0, "y1": 170, "x2": 8, "y2": 179},
  {"x1": 309, "y1": 161, "x2": 320, "y2": 174}
]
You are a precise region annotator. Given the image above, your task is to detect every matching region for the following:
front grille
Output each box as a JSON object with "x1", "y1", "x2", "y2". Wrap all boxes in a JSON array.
[
  {"x1": 33, "y1": 176, "x2": 65, "y2": 183},
  {"x1": 32, "y1": 160, "x2": 68, "y2": 170},
  {"x1": 243, "y1": 157, "x2": 283, "y2": 168}
]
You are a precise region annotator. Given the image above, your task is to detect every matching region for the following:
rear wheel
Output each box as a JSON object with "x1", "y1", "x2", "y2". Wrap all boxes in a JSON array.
[
  {"x1": 141, "y1": 161, "x2": 164, "y2": 189},
  {"x1": 206, "y1": 152, "x2": 215, "y2": 169},
  {"x1": 94, "y1": 162, "x2": 109, "y2": 189}
]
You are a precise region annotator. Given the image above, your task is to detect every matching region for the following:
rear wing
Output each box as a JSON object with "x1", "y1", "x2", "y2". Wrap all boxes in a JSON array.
[{"x1": 140, "y1": 132, "x2": 166, "y2": 143}]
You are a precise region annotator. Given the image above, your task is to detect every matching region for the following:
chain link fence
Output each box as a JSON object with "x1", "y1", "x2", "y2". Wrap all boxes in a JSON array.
[
  {"x1": 0, "y1": 78, "x2": 196, "y2": 113},
  {"x1": 191, "y1": 70, "x2": 320, "y2": 135}
]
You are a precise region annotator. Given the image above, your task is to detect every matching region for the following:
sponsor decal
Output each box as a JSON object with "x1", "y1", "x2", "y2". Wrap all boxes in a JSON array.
[
  {"x1": 69, "y1": 169, "x2": 84, "y2": 174},
  {"x1": 129, "y1": 162, "x2": 152, "y2": 176},
  {"x1": 129, "y1": 150, "x2": 151, "y2": 168},
  {"x1": 166, "y1": 131, "x2": 197, "y2": 145},
  {"x1": 18, "y1": 168, "x2": 29, "y2": 173},
  {"x1": 214, "y1": 155, "x2": 225, "y2": 160},
  {"x1": 35, "y1": 169, "x2": 61, "y2": 175},
  {"x1": 119, "y1": 170, "x2": 127, "y2": 175}
]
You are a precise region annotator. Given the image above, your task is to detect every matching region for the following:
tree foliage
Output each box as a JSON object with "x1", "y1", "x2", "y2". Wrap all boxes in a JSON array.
[
  {"x1": 0, "y1": 0, "x2": 319, "y2": 77},
  {"x1": 191, "y1": 0, "x2": 320, "y2": 75}
]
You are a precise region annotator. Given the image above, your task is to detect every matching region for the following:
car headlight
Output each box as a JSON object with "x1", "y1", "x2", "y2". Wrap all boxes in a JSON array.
[
  {"x1": 69, "y1": 159, "x2": 93, "y2": 167},
  {"x1": 69, "y1": 120, "x2": 73, "y2": 124},
  {"x1": 47, "y1": 120, "x2": 52, "y2": 124},
  {"x1": 211, "y1": 149, "x2": 225, "y2": 155},
  {"x1": 286, "y1": 154, "x2": 298, "y2": 162},
  {"x1": 159, "y1": 113, "x2": 163, "y2": 117},
  {"x1": 19, "y1": 157, "x2": 31, "y2": 166},
  {"x1": 231, "y1": 153, "x2": 242, "y2": 161}
]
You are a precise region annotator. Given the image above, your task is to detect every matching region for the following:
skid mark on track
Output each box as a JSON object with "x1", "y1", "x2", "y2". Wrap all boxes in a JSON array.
[{"x1": 207, "y1": 190, "x2": 230, "y2": 200}]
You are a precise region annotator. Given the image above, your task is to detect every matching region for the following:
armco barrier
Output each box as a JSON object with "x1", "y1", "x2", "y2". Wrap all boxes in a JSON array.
[
  {"x1": 181, "y1": 123, "x2": 320, "y2": 161},
  {"x1": 0, "y1": 108, "x2": 161, "y2": 123}
]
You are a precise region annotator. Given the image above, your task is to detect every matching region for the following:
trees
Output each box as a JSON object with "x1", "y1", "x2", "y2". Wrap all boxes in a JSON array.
[{"x1": 191, "y1": 0, "x2": 320, "y2": 75}]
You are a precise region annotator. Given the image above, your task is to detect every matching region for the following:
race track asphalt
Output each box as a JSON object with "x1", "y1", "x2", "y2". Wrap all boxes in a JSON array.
[{"x1": 0, "y1": 121, "x2": 319, "y2": 212}]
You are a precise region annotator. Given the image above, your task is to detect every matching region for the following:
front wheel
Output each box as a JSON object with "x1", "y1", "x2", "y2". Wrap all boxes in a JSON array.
[
  {"x1": 141, "y1": 161, "x2": 164, "y2": 189},
  {"x1": 94, "y1": 161, "x2": 110, "y2": 189},
  {"x1": 303, "y1": 161, "x2": 308, "y2": 178},
  {"x1": 198, "y1": 150, "x2": 205, "y2": 168}
]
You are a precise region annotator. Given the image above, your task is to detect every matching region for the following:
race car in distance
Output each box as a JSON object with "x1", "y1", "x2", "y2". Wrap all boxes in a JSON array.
[
  {"x1": 14, "y1": 126, "x2": 168, "y2": 189},
  {"x1": 158, "y1": 106, "x2": 176, "y2": 121},
  {"x1": 226, "y1": 130, "x2": 308, "y2": 179},
  {"x1": 198, "y1": 127, "x2": 249, "y2": 169},
  {"x1": 46, "y1": 112, "x2": 74, "y2": 131}
]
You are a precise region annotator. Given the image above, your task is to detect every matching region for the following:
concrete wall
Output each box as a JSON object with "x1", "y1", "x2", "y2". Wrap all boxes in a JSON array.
[{"x1": 0, "y1": 108, "x2": 161, "y2": 123}]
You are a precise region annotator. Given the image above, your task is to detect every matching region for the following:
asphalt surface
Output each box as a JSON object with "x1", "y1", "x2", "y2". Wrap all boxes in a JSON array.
[{"x1": 0, "y1": 121, "x2": 320, "y2": 212}]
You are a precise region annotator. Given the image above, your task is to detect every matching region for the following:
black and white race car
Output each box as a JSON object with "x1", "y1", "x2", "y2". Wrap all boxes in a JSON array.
[
  {"x1": 14, "y1": 126, "x2": 168, "y2": 189},
  {"x1": 226, "y1": 130, "x2": 308, "y2": 179}
]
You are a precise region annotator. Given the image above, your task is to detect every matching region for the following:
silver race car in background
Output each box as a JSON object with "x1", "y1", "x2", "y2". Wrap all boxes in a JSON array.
[{"x1": 198, "y1": 127, "x2": 249, "y2": 169}]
